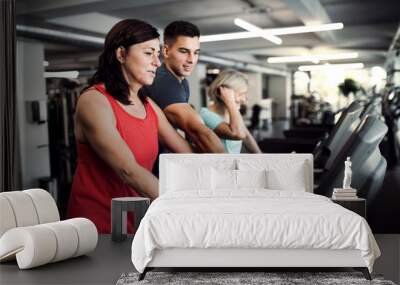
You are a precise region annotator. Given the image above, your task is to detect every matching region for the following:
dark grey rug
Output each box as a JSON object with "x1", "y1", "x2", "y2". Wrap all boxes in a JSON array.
[{"x1": 116, "y1": 271, "x2": 396, "y2": 285}]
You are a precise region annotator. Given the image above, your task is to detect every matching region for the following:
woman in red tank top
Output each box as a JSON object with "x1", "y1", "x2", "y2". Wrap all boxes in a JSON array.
[{"x1": 67, "y1": 19, "x2": 192, "y2": 233}]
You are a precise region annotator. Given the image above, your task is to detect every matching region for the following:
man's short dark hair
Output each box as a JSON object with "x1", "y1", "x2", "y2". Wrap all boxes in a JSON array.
[{"x1": 164, "y1": 21, "x2": 200, "y2": 45}]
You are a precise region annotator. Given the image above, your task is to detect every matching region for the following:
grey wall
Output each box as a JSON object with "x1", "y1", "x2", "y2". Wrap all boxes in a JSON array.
[
  {"x1": 268, "y1": 75, "x2": 292, "y2": 120},
  {"x1": 16, "y1": 40, "x2": 50, "y2": 188},
  {"x1": 245, "y1": 72, "x2": 263, "y2": 109},
  {"x1": 187, "y1": 63, "x2": 206, "y2": 112}
]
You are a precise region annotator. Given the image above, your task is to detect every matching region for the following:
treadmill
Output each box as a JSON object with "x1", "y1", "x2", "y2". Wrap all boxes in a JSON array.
[
  {"x1": 314, "y1": 101, "x2": 363, "y2": 170},
  {"x1": 315, "y1": 115, "x2": 388, "y2": 204},
  {"x1": 258, "y1": 102, "x2": 363, "y2": 155}
]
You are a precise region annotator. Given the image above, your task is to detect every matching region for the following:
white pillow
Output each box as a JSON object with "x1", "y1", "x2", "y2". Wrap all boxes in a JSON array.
[
  {"x1": 237, "y1": 159, "x2": 308, "y2": 192},
  {"x1": 212, "y1": 168, "x2": 236, "y2": 190},
  {"x1": 266, "y1": 165, "x2": 306, "y2": 192},
  {"x1": 236, "y1": 169, "x2": 267, "y2": 189},
  {"x1": 167, "y1": 162, "x2": 212, "y2": 191}
]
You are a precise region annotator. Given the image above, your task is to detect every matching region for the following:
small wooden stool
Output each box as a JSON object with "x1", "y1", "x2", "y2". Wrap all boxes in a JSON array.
[{"x1": 111, "y1": 197, "x2": 150, "y2": 242}]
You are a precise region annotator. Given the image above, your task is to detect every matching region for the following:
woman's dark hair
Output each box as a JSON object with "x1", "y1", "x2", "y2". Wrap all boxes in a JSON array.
[
  {"x1": 164, "y1": 21, "x2": 200, "y2": 46},
  {"x1": 89, "y1": 19, "x2": 159, "y2": 105}
]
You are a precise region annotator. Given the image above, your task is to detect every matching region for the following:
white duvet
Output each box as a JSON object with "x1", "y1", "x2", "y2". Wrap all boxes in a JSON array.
[{"x1": 131, "y1": 190, "x2": 380, "y2": 273}]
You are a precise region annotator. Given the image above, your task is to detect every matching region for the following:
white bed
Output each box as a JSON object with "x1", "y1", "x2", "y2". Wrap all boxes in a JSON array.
[{"x1": 131, "y1": 154, "x2": 380, "y2": 280}]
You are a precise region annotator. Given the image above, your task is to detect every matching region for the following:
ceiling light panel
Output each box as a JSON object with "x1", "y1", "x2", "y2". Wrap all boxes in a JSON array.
[
  {"x1": 234, "y1": 18, "x2": 282, "y2": 45},
  {"x1": 268, "y1": 52, "x2": 359, "y2": 63},
  {"x1": 298, "y1": 63, "x2": 364, "y2": 71},
  {"x1": 200, "y1": 23, "x2": 343, "y2": 43}
]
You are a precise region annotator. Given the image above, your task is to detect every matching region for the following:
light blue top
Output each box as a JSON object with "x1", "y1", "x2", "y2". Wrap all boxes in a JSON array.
[{"x1": 200, "y1": 107, "x2": 242, "y2": 154}]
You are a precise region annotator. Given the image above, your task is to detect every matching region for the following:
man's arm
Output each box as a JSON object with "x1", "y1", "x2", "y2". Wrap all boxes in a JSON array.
[
  {"x1": 77, "y1": 91, "x2": 159, "y2": 200},
  {"x1": 163, "y1": 103, "x2": 225, "y2": 153},
  {"x1": 148, "y1": 99, "x2": 193, "y2": 153}
]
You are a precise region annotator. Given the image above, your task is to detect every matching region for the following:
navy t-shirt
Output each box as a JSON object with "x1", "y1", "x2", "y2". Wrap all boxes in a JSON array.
[
  {"x1": 145, "y1": 64, "x2": 190, "y2": 109},
  {"x1": 144, "y1": 64, "x2": 190, "y2": 177}
]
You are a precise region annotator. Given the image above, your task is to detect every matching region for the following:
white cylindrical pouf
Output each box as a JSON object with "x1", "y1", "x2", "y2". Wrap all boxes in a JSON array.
[
  {"x1": 23, "y1": 189, "x2": 59, "y2": 223},
  {"x1": 0, "y1": 226, "x2": 57, "y2": 269},
  {"x1": 66, "y1": 218, "x2": 98, "y2": 257},
  {"x1": 42, "y1": 221, "x2": 79, "y2": 262},
  {"x1": 1, "y1": 192, "x2": 39, "y2": 227},
  {"x1": 0, "y1": 196, "x2": 17, "y2": 237}
]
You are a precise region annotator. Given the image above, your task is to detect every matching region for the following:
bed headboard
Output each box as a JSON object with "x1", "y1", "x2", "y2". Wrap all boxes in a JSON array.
[{"x1": 159, "y1": 154, "x2": 314, "y2": 195}]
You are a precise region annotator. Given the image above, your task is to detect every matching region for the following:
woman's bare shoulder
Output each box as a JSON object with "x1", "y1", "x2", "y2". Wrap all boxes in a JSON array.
[
  {"x1": 78, "y1": 88, "x2": 109, "y2": 106},
  {"x1": 77, "y1": 88, "x2": 111, "y2": 111},
  {"x1": 76, "y1": 88, "x2": 113, "y2": 121}
]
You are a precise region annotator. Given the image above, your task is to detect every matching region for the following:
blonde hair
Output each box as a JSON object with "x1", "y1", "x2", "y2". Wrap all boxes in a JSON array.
[{"x1": 208, "y1": 69, "x2": 248, "y2": 103}]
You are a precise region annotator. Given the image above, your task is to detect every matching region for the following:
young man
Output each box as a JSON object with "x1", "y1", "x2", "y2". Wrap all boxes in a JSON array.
[{"x1": 146, "y1": 21, "x2": 224, "y2": 153}]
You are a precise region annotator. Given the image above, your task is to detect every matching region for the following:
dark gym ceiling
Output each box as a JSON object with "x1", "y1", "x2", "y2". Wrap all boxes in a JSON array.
[{"x1": 16, "y1": 0, "x2": 400, "y2": 72}]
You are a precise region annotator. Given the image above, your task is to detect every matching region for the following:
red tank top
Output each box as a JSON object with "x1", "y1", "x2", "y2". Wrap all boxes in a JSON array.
[{"x1": 67, "y1": 84, "x2": 158, "y2": 233}]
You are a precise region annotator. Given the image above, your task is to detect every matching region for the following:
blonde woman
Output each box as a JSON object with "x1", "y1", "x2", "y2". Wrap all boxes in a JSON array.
[{"x1": 200, "y1": 69, "x2": 261, "y2": 153}]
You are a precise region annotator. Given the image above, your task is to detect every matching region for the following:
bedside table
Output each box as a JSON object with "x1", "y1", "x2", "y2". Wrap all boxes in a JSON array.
[
  {"x1": 331, "y1": 198, "x2": 366, "y2": 218},
  {"x1": 111, "y1": 197, "x2": 150, "y2": 242}
]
